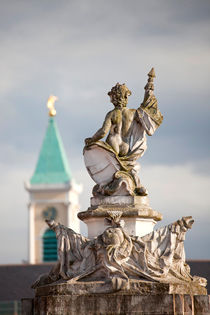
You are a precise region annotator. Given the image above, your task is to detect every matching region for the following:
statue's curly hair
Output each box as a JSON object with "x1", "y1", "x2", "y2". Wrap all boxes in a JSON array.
[{"x1": 108, "y1": 83, "x2": 131, "y2": 107}]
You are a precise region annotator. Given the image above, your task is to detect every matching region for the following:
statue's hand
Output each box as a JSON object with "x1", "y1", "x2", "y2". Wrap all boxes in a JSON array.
[{"x1": 85, "y1": 137, "x2": 93, "y2": 146}]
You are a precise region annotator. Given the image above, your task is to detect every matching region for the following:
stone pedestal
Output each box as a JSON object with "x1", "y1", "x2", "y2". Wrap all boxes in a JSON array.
[
  {"x1": 32, "y1": 281, "x2": 209, "y2": 315},
  {"x1": 78, "y1": 195, "x2": 162, "y2": 238}
]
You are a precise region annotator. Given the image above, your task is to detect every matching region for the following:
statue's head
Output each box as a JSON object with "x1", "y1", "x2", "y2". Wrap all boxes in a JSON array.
[
  {"x1": 102, "y1": 227, "x2": 124, "y2": 246},
  {"x1": 101, "y1": 226, "x2": 133, "y2": 259},
  {"x1": 108, "y1": 83, "x2": 131, "y2": 108}
]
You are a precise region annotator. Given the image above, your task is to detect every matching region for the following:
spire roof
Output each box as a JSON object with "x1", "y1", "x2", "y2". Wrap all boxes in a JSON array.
[{"x1": 30, "y1": 117, "x2": 72, "y2": 185}]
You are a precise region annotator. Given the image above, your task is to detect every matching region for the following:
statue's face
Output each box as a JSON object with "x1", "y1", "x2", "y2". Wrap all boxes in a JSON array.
[{"x1": 102, "y1": 227, "x2": 124, "y2": 246}]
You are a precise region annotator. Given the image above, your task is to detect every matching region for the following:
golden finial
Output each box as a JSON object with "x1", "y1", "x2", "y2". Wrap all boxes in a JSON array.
[{"x1": 47, "y1": 95, "x2": 58, "y2": 117}]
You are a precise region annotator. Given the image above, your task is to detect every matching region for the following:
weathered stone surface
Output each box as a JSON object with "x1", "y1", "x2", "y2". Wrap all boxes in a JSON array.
[
  {"x1": 34, "y1": 282, "x2": 210, "y2": 315},
  {"x1": 79, "y1": 195, "x2": 162, "y2": 221},
  {"x1": 81, "y1": 215, "x2": 158, "y2": 238},
  {"x1": 78, "y1": 205, "x2": 162, "y2": 220},
  {"x1": 78, "y1": 196, "x2": 162, "y2": 237},
  {"x1": 90, "y1": 195, "x2": 150, "y2": 207},
  {"x1": 35, "y1": 280, "x2": 207, "y2": 297},
  {"x1": 169, "y1": 281, "x2": 207, "y2": 295}
]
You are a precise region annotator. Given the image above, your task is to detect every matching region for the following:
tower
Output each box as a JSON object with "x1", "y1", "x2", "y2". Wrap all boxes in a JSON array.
[{"x1": 25, "y1": 97, "x2": 82, "y2": 264}]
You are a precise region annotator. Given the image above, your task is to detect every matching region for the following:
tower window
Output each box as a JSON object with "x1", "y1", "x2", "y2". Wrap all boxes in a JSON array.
[{"x1": 42, "y1": 229, "x2": 58, "y2": 262}]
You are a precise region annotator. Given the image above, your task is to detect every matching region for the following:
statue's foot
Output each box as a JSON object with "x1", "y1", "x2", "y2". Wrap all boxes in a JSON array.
[{"x1": 135, "y1": 186, "x2": 148, "y2": 196}]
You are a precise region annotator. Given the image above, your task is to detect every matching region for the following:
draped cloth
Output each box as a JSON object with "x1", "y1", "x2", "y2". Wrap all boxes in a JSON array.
[{"x1": 32, "y1": 217, "x2": 207, "y2": 289}]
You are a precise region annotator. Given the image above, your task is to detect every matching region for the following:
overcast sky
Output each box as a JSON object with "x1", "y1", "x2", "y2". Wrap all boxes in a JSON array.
[{"x1": 0, "y1": 0, "x2": 210, "y2": 263}]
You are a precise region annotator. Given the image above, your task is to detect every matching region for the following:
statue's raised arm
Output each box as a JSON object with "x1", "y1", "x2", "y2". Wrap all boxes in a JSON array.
[
  {"x1": 136, "y1": 68, "x2": 163, "y2": 135},
  {"x1": 84, "y1": 69, "x2": 163, "y2": 197}
]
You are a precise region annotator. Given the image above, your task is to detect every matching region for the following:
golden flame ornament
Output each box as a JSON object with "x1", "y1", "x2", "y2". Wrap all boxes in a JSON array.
[{"x1": 47, "y1": 95, "x2": 58, "y2": 117}]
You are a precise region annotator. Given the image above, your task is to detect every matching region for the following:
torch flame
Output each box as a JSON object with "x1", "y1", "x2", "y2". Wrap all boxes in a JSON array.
[{"x1": 47, "y1": 95, "x2": 58, "y2": 117}]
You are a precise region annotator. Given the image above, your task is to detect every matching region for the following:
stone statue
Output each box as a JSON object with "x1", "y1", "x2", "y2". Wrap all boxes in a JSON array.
[
  {"x1": 32, "y1": 215, "x2": 206, "y2": 292},
  {"x1": 30, "y1": 72, "x2": 209, "y2": 315},
  {"x1": 84, "y1": 68, "x2": 163, "y2": 197}
]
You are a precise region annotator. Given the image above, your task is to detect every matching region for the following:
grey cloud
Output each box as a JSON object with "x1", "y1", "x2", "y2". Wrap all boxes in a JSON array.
[{"x1": 1, "y1": 0, "x2": 210, "y2": 45}]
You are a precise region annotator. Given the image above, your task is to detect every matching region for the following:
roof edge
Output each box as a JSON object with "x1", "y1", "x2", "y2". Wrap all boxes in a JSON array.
[{"x1": 24, "y1": 181, "x2": 71, "y2": 192}]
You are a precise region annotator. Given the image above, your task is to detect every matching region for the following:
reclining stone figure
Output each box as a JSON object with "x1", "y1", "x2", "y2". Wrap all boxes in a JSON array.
[{"x1": 32, "y1": 214, "x2": 206, "y2": 292}]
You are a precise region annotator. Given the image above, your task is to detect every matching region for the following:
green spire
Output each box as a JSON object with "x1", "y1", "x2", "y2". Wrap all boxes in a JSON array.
[{"x1": 30, "y1": 117, "x2": 72, "y2": 185}]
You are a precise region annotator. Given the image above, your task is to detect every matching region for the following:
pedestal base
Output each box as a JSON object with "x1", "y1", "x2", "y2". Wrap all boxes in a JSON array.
[
  {"x1": 83, "y1": 216, "x2": 158, "y2": 238},
  {"x1": 78, "y1": 195, "x2": 162, "y2": 238},
  {"x1": 32, "y1": 281, "x2": 209, "y2": 315}
]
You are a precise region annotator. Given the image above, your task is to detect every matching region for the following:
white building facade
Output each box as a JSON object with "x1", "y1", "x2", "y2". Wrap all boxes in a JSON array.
[{"x1": 25, "y1": 116, "x2": 82, "y2": 264}]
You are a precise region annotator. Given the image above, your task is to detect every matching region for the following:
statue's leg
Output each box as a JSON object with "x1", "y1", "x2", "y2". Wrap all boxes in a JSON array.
[{"x1": 130, "y1": 165, "x2": 148, "y2": 196}]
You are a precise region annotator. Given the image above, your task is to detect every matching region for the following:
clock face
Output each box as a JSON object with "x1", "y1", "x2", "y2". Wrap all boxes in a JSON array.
[{"x1": 42, "y1": 207, "x2": 57, "y2": 220}]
